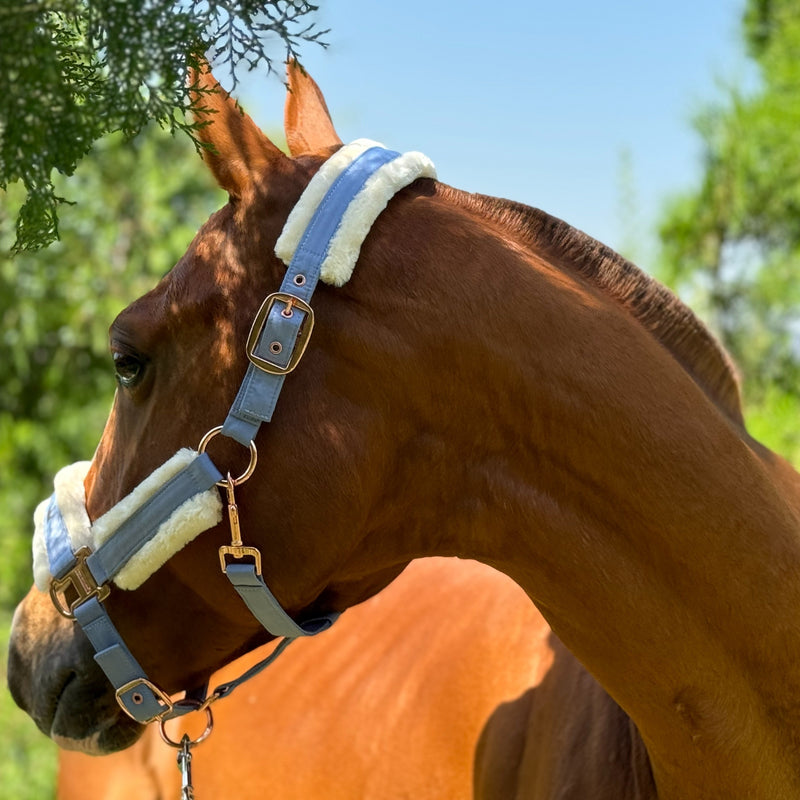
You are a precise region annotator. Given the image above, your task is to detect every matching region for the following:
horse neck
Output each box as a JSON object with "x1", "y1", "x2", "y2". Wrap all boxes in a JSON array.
[{"x1": 341, "y1": 187, "x2": 800, "y2": 798}]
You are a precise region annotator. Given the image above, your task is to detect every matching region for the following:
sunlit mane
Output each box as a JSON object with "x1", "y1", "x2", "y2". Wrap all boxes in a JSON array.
[{"x1": 444, "y1": 189, "x2": 744, "y2": 426}]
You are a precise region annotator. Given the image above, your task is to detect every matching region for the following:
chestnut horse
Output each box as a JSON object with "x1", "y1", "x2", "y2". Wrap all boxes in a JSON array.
[
  {"x1": 58, "y1": 557, "x2": 557, "y2": 799},
  {"x1": 9, "y1": 61, "x2": 800, "y2": 799}
]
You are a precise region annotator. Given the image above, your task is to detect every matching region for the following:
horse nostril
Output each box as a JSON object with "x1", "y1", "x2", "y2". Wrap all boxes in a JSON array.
[{"x1": 54, "y1": 670, "x2": 78, "y2": 710}]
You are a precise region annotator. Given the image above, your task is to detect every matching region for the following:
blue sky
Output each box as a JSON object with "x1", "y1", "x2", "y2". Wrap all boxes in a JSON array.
[{"x1": 232, "y1": 0, "x2": 751, "y2": 268}]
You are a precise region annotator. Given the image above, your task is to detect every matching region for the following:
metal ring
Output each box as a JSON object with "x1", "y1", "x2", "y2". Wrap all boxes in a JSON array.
[
  {"x1": 159, "y1": 702, "x2": 214, "y2": 748},
  {"x1": 197, "y1": 426, "x2": 258, "y2": 486}
]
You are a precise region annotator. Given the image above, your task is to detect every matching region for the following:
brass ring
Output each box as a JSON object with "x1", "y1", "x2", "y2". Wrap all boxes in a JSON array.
[
  {"x1": 197, "y1": 426, "x2": 258, "y2": 486},
  {"x1": 159, "y1": 702, "x2": 214, "y2": 748}
]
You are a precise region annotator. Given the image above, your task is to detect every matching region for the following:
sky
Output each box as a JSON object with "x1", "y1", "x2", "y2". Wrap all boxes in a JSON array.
[{"x1": 231, "y1": 0, "x2": 752, "y2": 269}]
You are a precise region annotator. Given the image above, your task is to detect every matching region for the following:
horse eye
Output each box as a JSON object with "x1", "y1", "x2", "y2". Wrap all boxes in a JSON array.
[{"x1": 112, "y1": 352, "x2": 144, "y2": 388}]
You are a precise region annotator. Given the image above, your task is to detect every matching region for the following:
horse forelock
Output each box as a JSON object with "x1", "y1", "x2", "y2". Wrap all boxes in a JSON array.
[{"x1": 441, "y1": 189, "x2": 744, "y2": 427}]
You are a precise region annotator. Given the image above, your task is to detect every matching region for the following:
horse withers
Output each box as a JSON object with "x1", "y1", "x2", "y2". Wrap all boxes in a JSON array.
[{"x1": 9, "y1": 60, "x2": 800, "y2": 799}]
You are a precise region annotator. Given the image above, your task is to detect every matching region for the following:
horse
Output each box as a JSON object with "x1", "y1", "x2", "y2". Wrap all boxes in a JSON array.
[
  {"x1": 9, "y1": 60, "x2": 800, "y2": 799},
  {"x1": 58, "y1": 557, "x2": 556, "y2": 799}
]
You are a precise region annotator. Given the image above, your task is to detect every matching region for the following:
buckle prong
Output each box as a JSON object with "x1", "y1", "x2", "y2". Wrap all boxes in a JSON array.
[
  {"x1": 246, "y1": 292, "x2": 314, "y2": 375},
  {"x1": 116, "y1": 678, "x2": 174, "y2": 723}
]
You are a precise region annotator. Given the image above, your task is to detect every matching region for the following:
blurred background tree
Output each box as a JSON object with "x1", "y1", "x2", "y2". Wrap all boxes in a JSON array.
[
  {"x1": 0, "y1": 127, "x2": 224, "y2": 608},
  {"x1": 656, "y1": 0, "x2": 800, "y2": 463},
  {"x1": 0, "y1": 126, "x2": 224, "y2": 797},
  {"x1": 0, "y1": 0, "x2": 324, "y2": 251}
]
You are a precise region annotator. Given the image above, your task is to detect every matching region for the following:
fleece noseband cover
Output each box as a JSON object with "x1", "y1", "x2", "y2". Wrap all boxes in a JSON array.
[{"x1": 33, "y1": 451, "x2": 222, "y2": 592}]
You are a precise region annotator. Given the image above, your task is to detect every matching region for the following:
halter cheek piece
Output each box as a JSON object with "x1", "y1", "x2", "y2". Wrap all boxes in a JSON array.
[{"x1": 33, "y1": 141, "x2": 437, "y2": 725}]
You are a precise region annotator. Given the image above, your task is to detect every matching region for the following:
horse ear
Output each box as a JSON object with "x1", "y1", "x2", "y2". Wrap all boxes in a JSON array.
[
  {"x1": 189, "y1": 63, "x2": 285, "y2": 197},
  {"x1": 284, "y1": 59, "x2": 343, "y2": 157}
]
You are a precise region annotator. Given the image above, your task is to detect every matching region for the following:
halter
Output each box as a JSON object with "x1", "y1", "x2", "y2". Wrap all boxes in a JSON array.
[{"x1": 34, "y1": 140, "x2": 436, "y2": 726}]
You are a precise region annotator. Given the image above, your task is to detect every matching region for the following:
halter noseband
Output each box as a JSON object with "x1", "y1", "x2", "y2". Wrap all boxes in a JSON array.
[{"x1": 34, "y1": 140, "x2": 436, "y2": 725}]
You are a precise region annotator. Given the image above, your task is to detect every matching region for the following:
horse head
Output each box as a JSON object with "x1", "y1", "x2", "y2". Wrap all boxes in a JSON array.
[{"x1": 8, "y1": 62, "x2": 431, "y2": 752}]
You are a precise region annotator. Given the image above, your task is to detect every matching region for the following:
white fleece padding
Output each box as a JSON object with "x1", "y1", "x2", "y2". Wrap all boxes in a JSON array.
[
  {"x1": 32, "y1": 461, "x2": 92, "y2": 592},
  {"x1": 275, "y1": 139, "x2": 437, "y2": 287},
  {"x1": 275, "y1": 139, "x2": 383, "y2": 267},
  {"x1": 91, "y1": 449, "x2": 222, "y2": 590},
  {"x1": 31, "y1": 450, "x2": 222, "y2": 592}
]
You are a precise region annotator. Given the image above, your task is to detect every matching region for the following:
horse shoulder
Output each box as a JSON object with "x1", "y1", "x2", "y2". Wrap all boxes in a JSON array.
[{"x1": 475, "y1": 635, "x2": 657, "y2": 800}]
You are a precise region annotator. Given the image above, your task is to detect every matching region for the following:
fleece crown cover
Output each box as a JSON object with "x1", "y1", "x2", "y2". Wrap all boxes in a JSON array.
[{"x1": 275, "y1": 139, "x2": 437, "y2": 287}]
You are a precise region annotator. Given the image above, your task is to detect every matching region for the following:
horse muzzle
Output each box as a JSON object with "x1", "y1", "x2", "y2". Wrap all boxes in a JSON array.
[{"x1": 7, "y1": 587, "x2": 143, "y2": 754}]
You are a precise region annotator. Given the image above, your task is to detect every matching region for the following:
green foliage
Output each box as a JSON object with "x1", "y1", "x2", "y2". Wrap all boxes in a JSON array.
[
  {"x1": 0, "y1": 125, "x2": 224, "y2": 609},
  {"x1": 0, "y1": 0, "x2": 325, "y2": 251},
  {"x1": 656, "y1": 0, "x2": 800, "y2": 464}
]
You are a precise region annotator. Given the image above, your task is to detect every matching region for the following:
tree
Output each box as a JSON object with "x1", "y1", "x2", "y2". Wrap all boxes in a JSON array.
[
  {"x1": 656, "y1": 0, "x2": 800, "y2": 463},
  {"x1": 0, "y1": 1, "x2": 325, "y2": 252},
  {"x1": 0, "y1": 125, "x2": 224, "y2": 609}
]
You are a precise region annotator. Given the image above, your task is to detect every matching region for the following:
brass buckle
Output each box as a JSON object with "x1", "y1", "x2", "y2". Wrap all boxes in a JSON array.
[
  {"x1": 246, "y1": 292, "x2": 315, "y2": 375},
  {"x1": 116, "y1": 678, "x2": 175, "y2": 724},
  {"x1": 50, "y1": 546, "x2": 110, "y2": 619}
]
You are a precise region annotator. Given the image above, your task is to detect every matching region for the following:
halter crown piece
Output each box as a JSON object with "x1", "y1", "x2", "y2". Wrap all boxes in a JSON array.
[{"x1": 32, "y1": 141, "x2": 437, "y2": 725}]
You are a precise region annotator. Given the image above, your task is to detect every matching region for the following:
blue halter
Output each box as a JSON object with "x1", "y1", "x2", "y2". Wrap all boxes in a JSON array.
[{"x1": 41, "y1": 145, "x2": 412, "y2": 724}]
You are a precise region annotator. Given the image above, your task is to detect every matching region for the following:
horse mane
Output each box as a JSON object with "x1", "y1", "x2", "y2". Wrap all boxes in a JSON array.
[{"x1": 442, "y1": 189, "x2": 744, "y2": 426}]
